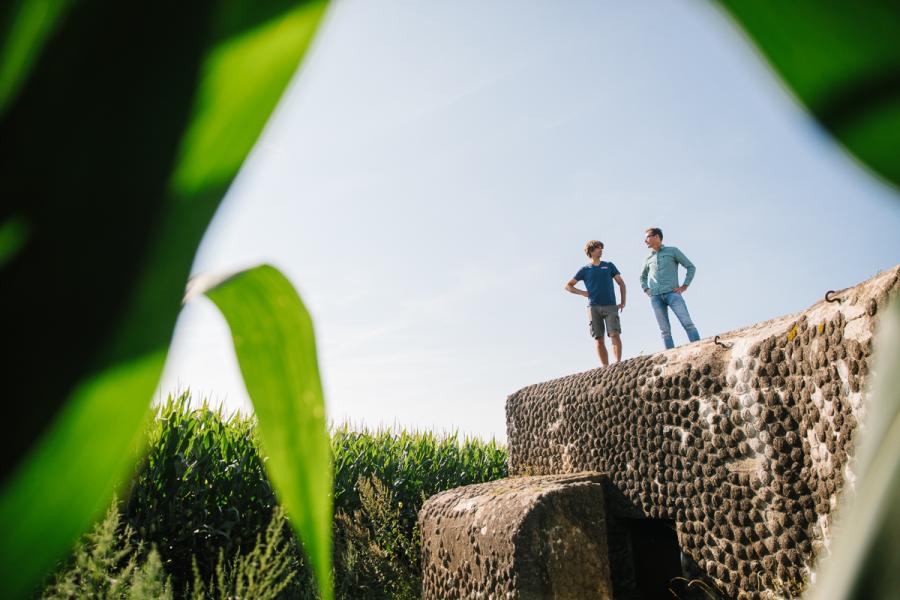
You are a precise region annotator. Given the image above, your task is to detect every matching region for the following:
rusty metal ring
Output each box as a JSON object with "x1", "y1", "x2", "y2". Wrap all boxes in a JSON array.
[{"x1": 825, "y1": 290, "x2": 841, "y2": 303}]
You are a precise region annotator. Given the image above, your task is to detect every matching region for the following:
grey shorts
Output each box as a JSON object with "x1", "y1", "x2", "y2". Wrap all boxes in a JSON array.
[{"x1": 589, "y1": 304, "x2": 621, "y2": 339}]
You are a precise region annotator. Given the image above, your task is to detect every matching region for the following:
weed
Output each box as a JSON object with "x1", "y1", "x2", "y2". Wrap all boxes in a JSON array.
[{"x1": 41, "y1": 503, "x2": 172, "y2": 600}]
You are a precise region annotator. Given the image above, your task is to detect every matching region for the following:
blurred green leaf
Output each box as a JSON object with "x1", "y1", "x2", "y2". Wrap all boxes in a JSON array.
[
  {"x1": 204, "y1": 264, "x2": 333, "y2": 600},
  {"x1": 0, "y1": 350, "x2": 165, "y2": 598},
  {"x1": 717, "y1": 1, "x2": 900, "y2": 189},
  {"x1": 0, "y1": 0, "x2": 74, "y2": 114},
  {"x1": 0, "y1": 214, "x2": 29, "y2": 268},
  {"x1": 172, "y1": 0, "x2": 325, "y2": 197},
  {"x1": 0, "y1": 0, "x2": 327, "y2": 596}
]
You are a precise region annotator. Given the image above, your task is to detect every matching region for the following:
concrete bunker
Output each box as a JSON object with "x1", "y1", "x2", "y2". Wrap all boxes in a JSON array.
[{"x1": 420, "y1": 266, "x2": 899, "y2": 599}]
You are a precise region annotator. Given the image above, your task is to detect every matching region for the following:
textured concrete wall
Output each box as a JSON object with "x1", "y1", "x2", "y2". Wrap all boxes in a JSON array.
[
  {"x1": 503, "y1": 266, "x2": 899, "y2": 599},
  {"x1": 420, "y1": 473, "x2": 613, "y2": 600}
]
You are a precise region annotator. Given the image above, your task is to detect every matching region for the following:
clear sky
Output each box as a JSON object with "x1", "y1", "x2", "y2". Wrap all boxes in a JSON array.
[{"x1": 158, "y1": 0, "x2": 900, "y2": 442}]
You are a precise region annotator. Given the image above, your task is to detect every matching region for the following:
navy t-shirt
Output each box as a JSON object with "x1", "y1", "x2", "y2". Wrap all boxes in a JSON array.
[{"x1": 574, "y1": 262, "x2": 621, "y2": 306}]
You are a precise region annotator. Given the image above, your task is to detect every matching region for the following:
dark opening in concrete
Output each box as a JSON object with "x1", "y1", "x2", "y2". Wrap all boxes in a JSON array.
[{"x1": 627, "y1": 519, "x2": 683, "y2": 600}]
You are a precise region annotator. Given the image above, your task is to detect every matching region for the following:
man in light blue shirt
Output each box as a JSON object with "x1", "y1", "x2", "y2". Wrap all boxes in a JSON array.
[{"x1": 640, "y1": 227, "x2": 700, "y2": 349}]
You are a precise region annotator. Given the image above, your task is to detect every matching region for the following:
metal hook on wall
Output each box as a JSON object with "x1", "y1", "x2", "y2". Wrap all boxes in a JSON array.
[
  {"x1": 714, "y1": 335, "x2": 732, "y2": 349},
  {"x1": 825, "y1": 290, "x2": 842, "y2": 304}
]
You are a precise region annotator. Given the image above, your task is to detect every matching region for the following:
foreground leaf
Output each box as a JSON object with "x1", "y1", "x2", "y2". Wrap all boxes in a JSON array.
[
  {"x1": 0, "y1": 1, "x2": 328, "y2": 596},
  {"x1": 204, "y1": 265, "x2": 333, "y2": 600},
  {"x1": 1, "y1": 0, "x2": 327, "y2": 472},
  {"x1": 0, "y1": 351, "x2": 165, "y2": 598},
  {"x1": 0, "y1": 0, "x2": 74, "y2": 115},
  {"x1": 717, "y1": 1, "x2": 900, "y2": 189}
]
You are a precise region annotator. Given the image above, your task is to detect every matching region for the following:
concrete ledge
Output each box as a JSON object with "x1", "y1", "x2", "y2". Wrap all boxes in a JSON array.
[{"x1": 419, "y1": 473, "x2": 613, "y2": 600}]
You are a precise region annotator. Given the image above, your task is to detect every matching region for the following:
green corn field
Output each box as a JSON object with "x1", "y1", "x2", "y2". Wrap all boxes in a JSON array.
[{"x1": 46, "y1": 391, "x2": 508, "y2": 599}]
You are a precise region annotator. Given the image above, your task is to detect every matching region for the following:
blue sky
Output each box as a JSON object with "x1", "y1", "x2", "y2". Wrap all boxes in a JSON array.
[{"x1": 158, "y1": 1, "x2": 900, "y2": 442}]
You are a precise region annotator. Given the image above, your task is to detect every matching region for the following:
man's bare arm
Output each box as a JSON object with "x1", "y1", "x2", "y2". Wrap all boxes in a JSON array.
[
  {"x1": 614, "y1": 274, "x2": 626, "y2": 310},
  {"x1": 565, "y1": 278, "x2": 589, "y2": 298}
]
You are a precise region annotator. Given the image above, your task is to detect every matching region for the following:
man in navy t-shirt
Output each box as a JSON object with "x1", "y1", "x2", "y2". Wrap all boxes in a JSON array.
[{"x1": 565, "y1": 240, "x2": 627, "y2": 366}]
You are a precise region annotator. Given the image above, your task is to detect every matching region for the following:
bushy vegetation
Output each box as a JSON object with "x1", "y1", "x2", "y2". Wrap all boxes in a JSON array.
[
  {"x1": 41, "y1": 392, "x2": 507, "y2": 599},
  {"x1": 41, "y1": 503, "x2": 173, "y2": 600}
]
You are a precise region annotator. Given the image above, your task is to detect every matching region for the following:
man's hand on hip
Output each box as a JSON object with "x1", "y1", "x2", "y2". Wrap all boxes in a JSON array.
[
  {"x1": 674, "y1": 285, "x2": 688, "y2": 294},
  {"x1": 617, "y1": 302, "x2": 626, "y2": 312}
]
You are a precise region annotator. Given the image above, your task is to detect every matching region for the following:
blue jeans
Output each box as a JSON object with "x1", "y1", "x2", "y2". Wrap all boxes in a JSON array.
[{"x1": 650, "y1": 292, "x2": 700, "y2": 349}]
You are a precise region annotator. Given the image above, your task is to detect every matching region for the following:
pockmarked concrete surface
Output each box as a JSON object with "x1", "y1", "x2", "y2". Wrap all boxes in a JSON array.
[
  {"x1": 421, "y1": 266, "x2": 899, "y2": 600},
  {"x1": 420, "y1": 473, "x2": 612, "y2": 599}
]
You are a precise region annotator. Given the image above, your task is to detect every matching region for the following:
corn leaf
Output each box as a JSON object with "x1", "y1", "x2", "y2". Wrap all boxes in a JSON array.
[
  {"x1": 717, "y1": 1, "x2": 900, "y2": 189},
  {"x1": 0, "y1": 1, "x2": 328, "y2": 596},
  {"x1": 203, "y1": 265, "x2": 333, "y2": 600},
  {"x1": 0, "y1": 0, "x2": 74, "y2": 114},
  {"x1": 0, "y1": 351, "x2": 165, "y2": 597}
]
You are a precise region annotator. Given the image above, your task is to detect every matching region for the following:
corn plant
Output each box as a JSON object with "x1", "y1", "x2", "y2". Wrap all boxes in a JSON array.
[
  {"x1": 0, "y1": 1, "x2": 333, "y2": 598},
  {"x1": 332, "y1": 425, "x2": 508, "y2": 532},
  {"x1": 42, "y1": 397, "x2": 507, "y2": 598},
  {"x1": 126, "y1": 394, "x2": 277, "y2": 590},
  {"x1": 121, "y1": 396, "x2": 506, "y2": 593}
]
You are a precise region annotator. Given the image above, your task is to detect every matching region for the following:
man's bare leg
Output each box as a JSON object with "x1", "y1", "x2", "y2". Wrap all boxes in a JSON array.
[
  {"x1": 595, "y1": 338, "x2": 609, "y2": 366},
  {"x1": 610, "y1": 332, "x2": 622, "y2": 363}
]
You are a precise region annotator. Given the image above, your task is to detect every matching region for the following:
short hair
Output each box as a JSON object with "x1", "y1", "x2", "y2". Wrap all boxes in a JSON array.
[
  {"x1": 584, "y1": 240, "x2": 604, "y2": 257},
  {"x1": 646, "y1": 227, "x2": 663, "y2": 240}
]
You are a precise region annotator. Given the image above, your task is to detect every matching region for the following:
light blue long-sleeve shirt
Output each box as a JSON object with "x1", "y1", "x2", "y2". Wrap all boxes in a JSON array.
[{"x1": 640, "y1": 245, "x2": 696, "y2": 295}]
